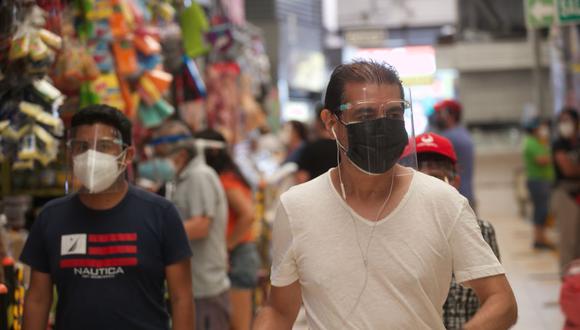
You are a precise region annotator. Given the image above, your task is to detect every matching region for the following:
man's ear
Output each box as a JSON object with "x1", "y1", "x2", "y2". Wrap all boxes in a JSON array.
[
  {"x1": 320, "y1": 109, "x2": 337, "y2": 137},
  {"x1": 124, "y1": 146, "x2": 136, "y2": 165}
]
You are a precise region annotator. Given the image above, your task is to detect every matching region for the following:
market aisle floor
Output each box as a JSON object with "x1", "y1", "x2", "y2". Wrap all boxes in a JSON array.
[{"x1": 476, "y1": 149, "x2": 564, "y2": 330}]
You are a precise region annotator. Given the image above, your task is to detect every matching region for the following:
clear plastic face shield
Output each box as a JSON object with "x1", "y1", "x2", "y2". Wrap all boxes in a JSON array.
[
  {"x1": 137, "y1": 134, "x2": 193, "y2": 185},
  {"x1": 66, "y1": 124, "x2": 129, "y2": 194},
  {"x1": 332, "y1": 85, "x2": 417, "y2": 176}
]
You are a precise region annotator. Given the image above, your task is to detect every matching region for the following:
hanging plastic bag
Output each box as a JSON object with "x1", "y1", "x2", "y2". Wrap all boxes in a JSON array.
[
  {"x1": 38, "y1": 29, "x2": 62, "y2": 50},
  {"x1": 112, "y1": 38, "x2": 138, "y2": 76},
  {"x1": 110, "y1": 9, "x2": 129, "y2": 38},
  {"x1": 79, "y1": 81, "x2": 101, "y2": 107},
  {"x1": 138, "y1": 76, "x2": 162, "y2": 106},
  {"x1": 29, "y1": 35, "x2": 50, "y2": 61},
  {"x1": 134, "y1": 34, "x2": 161, "y2": 56},
  {"x1": 138, "y1": 98, "x2": 174, "y2": 128},
  {"x1": 91, "y1": 73, "x2": 126, "y2": 110},
  {"x1": 9, "y1": 31, "x2": 31, "y2": 60},
  {"x1": 144, "y1": 69, "x2": 172, "y2": 94},
  {"x1": 184, "y1": 56, "x2": 207, "y2": 97},
  {"x1": 138, "y1": 103, "x2": 164, "y2": 128},
  {"x1": 180, "y1": 1, "x2": 209, "y2": 58}
]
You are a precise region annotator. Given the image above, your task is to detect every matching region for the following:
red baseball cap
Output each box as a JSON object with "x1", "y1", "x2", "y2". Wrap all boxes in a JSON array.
[
  {"x1": 402, "y1": 132, "x2": 457, "y2": 163},
  {"x1": 434, "y1": 99, "x2": 462, "y2": 114}
]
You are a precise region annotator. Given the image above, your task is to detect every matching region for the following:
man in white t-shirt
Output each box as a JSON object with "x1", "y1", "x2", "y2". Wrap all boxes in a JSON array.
[{"x1": 254, "y1": 60, "x2": 517, "y2": 329}]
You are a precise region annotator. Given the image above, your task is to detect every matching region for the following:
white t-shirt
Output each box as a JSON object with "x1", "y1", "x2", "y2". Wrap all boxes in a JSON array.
[{"x1": 271, "y1": 169, "x2": 504, "y2": 329}]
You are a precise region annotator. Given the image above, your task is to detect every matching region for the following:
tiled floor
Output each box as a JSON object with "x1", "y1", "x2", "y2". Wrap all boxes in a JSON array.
[{"x1": 476, "y1": 149, "x2": 564, "y2": 329}]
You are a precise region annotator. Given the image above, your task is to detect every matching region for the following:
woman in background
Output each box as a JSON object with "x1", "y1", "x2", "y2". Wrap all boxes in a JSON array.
[
  {"x1": 281, "y1": 120, "x2": 308, "y2": 164},
  {"x1": 552, "y1": 108, "x2": 580, "y2": 272},
  {"x1": 522, "y1": 117, "x2": 555, "y2": 249},
  {"x1": 195, "y1": 129, "x2": 260, "y2": 330}
]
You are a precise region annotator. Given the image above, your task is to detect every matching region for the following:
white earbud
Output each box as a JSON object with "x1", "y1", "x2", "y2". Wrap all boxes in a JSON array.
[{"x1": 333, "y1": 126, "x2": 347, "y2": 200}]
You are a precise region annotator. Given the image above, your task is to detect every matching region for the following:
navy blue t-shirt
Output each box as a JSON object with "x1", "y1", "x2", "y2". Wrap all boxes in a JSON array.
[{"x1": 20, "y1": 185, "x2": 192, "y2": 330}]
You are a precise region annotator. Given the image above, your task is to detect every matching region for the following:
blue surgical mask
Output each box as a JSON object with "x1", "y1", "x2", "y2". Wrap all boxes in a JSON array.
[{"x1": 138, "y1": 158, "x2": 176, "y2": 182}]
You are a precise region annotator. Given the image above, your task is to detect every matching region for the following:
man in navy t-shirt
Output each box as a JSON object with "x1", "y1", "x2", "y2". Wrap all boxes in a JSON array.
[{"x1": 21, "y1": 105, "x2": 194, "y2": 330}]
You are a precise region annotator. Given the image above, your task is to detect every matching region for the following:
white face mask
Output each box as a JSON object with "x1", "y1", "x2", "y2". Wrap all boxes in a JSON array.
[
  {"x1": 559, "y1": 122, "x2": 575, "y2": 138},
  {"x1": 73, "y1": 149, "x2": 126, "y2": 194},
  {"x1": 538, "y1": 126, "x2": 550, "y2": 139}
]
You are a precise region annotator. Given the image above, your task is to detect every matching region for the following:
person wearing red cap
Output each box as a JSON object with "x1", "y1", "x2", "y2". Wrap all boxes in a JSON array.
[
  {"x1": 433, "y1": 99, "x2": 476, "y2": 209},
  {"x1": 406, "y1": 132, "x2": 502, "y2": 329},
  {"x1": 561, "y1": 259, "x2": 580, "y2": 330}
]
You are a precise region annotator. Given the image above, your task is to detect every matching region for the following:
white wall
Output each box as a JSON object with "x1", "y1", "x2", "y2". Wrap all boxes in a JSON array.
[
  {"x1": 336, "y1": 0, "x2": 457, "y2": 28},
  {"x1": 459, "y1": 70, "x2": 552, "y2": 123}
]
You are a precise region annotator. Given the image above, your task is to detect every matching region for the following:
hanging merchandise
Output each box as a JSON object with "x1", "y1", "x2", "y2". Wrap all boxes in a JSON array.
[
  {"x1": 0, "y1": 4, "x2": 66, "y2": 181},
  {"x1": 180, "y1": 1, "x2": 210, "y2": 58},
  {"x1": 134, "y1": 34, "x2": 161, "y2": 56},
  {"x1": 91, "y1": 73, "x2": 126, "y2": 110},
  {"x1": 138, "y1": 99, "x2": 174, "y2": 128},
  {"x1": 8, "y1": 9, "x2": 62, "y2": 64},
  {"x1": 206, "y1": 13, "x2": 234, "y2": 56},
  {"x1": 52, "y1": 20, "x2": 100, "y2": 92},
  {"x1": 184, "y1": 55, "x2": 207, "y2": 98},
  {"x1": 112, "y1": 38, "x2": 139, "y2": 77}
]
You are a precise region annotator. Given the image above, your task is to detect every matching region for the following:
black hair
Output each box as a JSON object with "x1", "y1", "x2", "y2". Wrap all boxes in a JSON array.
[
  {"x1": 194, "y1": 129, "x2": 251, "y2": 189},
  {"x1": 523, "y1": 116, "x2": 543, "y2": 134},
  {"x1": 71, "y1": 104, "x2": 132, "y2": 145},
  {"x1": 324, "y1": 60, "x2": 404, "y2": 116},
  {"x1": 287, "y1": 120, "x2": 308, "y2": 141},
  {"x1": 560, "y1": 107, "x2": 579, "y2": 125}
]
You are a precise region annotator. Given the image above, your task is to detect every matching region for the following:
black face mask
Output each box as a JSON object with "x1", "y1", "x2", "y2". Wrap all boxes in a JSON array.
[{"x1": 340, "y1": 117, "x2": 408, "y2": 175}]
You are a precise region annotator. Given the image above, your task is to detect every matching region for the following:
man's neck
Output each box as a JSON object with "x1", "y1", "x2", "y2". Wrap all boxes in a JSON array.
[
  {"x1": 79, "y1": 181, "x2": 129, "y2": 211},
  {"x1": 332, "y1": 158, "x2": 398, "y2": 201}
]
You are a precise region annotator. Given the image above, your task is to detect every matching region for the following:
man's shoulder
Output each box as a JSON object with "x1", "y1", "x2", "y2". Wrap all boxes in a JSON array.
[
  {"x1": 411, "y1": 171, "x2": 468, "y2": 211},
  {"x1": 281, "y1": 171, "x2": 330, "y2": 205},
  {"x1": 40, "y1": 194, "x2": 77, "y2": 213},
  {"x1": 185, "y1": 160, "x2": 219, "y2": 179}
]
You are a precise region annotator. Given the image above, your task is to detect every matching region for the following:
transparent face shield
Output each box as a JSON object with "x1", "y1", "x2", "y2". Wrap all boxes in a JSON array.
[
  {"x1": 66, "y1": 124, "x2": 128, "y2": 194},
  {"x1": 137, "y1": 134, "x2": 193, "y2": 185},
  {"x1": 333, "y1": 85, "x2": 417, "y2": 176}
]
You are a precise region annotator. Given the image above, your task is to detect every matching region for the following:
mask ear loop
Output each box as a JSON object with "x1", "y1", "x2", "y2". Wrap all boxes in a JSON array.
[{"x1": 332, "y1": 126, "x2": 347, "y2": 200}]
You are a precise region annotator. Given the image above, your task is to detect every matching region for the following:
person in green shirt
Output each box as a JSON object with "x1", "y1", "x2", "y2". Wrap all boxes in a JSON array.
[{"x1": 523, "y1": 117, "x2": 555, "y2": 249}]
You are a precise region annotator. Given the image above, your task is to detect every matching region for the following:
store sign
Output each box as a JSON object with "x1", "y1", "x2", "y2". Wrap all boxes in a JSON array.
[
  {"x1": 558, "y1": 0, "x2": 580, "y2": 24},
  {"x1": 343, "y1": 46, "x2": 436, "y2": 86},
  {"x1": 525, "y1": 0, "x2": 556, "y2": 28}
]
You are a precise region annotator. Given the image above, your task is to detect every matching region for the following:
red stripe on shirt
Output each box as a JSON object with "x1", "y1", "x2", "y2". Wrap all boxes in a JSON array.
[
  {"x1": 60, "y1": 257, "x2": 138, "y2": 268},
  {"x1": 88, "y1": 233, "x2": 137, "y2": 243},
  {"x1": 88, "y1": 245, "x2": 137, "y2": 255}
]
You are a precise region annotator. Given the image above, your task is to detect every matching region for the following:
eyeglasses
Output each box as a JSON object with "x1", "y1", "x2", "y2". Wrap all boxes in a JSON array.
[
  {"x1": 337, "y1": 100, "x2": 409, "y2": 125},
  {"x1": 67, "y1": 138, "x2": 124, "y2": 155}
]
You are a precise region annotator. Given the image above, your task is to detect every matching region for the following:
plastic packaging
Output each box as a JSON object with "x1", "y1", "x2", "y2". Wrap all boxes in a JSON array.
[{"x1": 112, "y1": 39, "x2": 138, "y2": 76}]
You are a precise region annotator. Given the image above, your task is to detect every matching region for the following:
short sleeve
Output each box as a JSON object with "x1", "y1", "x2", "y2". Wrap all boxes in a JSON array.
[
  {"x1": 221, "y1": 173, "x2": 243, "y2": 191},
  {"x1": 20, "y1": 212, "x2": 50, "y2": 273},
  {"x1": 448, "y1": 202, "x2": 504, "y2": 285},
  {"x1": 184, "y1": 171, "x2": 219, "y2": 218},
  {"x1": 162, "y1": 204, "x2": 193, "y2": 265},
  {"x1": 270, "y1": 203, "x2": 299, "y2": 287}
]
